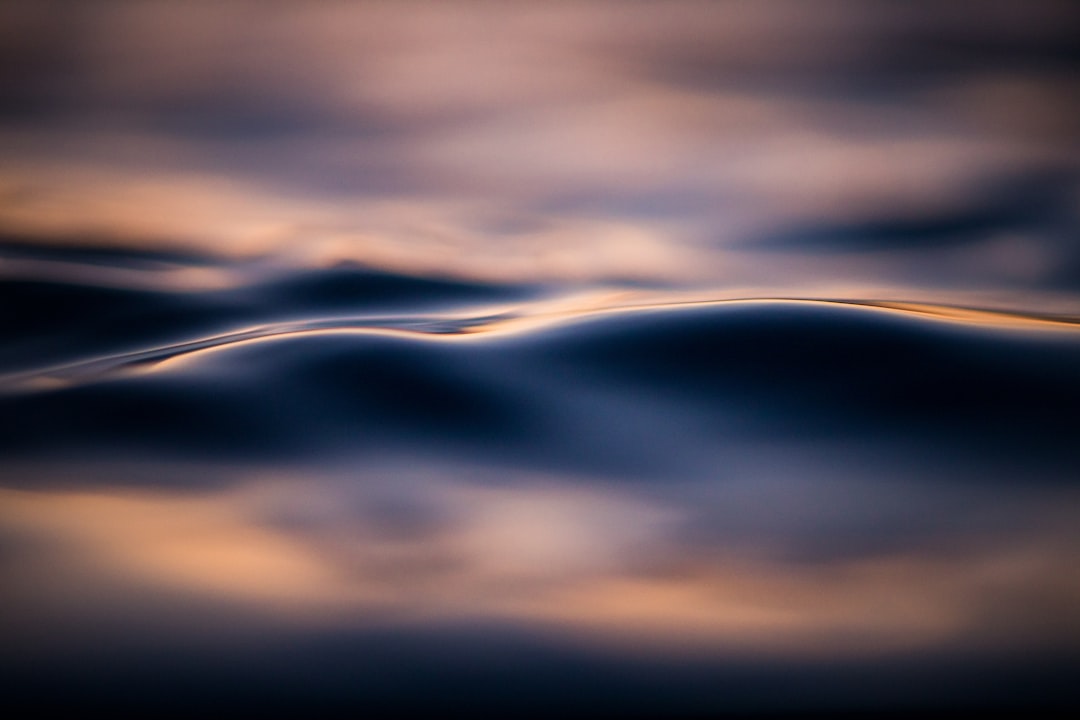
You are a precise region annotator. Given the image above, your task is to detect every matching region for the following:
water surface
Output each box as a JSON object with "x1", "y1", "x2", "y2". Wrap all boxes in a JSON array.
[{"x1": 2, "y1": 1, "x2": 1079, "y2": 715}]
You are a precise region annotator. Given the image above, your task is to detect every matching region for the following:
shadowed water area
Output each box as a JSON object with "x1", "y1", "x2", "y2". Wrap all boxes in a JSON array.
[
  {"x1": 3, "y1": 242, "x2": 1080, "y2": 716},
  {"x1": 2, "y1": 1, "x2": 1080, "y2": 716}
]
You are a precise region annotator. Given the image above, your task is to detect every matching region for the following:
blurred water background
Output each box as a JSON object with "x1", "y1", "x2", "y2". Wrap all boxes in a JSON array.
[{"x1": 1, "y1": 1, "x2": 1079, "y2": 715}]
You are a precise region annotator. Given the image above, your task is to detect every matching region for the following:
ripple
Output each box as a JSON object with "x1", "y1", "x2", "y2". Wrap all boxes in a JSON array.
[{"x1": 2, "y1": 284, "x2": 1078, "y2": 486}]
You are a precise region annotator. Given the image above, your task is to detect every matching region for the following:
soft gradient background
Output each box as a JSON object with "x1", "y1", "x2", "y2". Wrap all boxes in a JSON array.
[{"x1": 1, "y1": 1, "x2": 1079, "y2": 716}]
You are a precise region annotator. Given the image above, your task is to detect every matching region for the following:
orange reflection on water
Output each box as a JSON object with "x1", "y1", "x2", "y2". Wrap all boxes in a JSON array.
[{"x1": 3, "y1": 478, "x2": 1079, "y2": 659}]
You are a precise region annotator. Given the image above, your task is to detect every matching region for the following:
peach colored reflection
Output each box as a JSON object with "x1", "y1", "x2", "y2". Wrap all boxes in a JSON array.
[
  {"x1": 2, "y1": 1, "x2": 1073, "y2": 294},
  {"x1": 2, "y1": 481, "x2": 1080, "y2": 659},
  {"x1": 0, "y1": 162, "x2": 703, "y2": 284}
]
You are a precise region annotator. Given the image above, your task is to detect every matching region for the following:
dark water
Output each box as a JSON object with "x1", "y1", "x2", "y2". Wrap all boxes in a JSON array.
[
  {"x1": 2, "y1": 243, "x2": 1080, "y2": 716},
  {"x1": 3, "y1": 1, "x2": 1080, "y2": 715}
]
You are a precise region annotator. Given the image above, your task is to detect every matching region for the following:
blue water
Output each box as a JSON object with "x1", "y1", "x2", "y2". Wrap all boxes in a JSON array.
[
  {"x1": 2, "y1": 243, "x2": 1079, "y2": 715},
  {"x1": 3, "y1": 2, "x2": 1080, "y2": 712}
]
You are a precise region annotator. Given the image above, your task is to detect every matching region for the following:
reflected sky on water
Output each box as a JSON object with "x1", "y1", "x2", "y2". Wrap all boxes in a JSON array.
[{"x1": 1, "y1": 1, "x2": 1079, "y2": 715}]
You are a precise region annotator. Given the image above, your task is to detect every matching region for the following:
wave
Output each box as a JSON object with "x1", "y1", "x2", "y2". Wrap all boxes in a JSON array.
[
  {"x1": 3, "y1": 253, "x2": 1080, "y2": 715},
  {"x1": 2, "y1": 263, "x2": 1078, "y2": 487}
]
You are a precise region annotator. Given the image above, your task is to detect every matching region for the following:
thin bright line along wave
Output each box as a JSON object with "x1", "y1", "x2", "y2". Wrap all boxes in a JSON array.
[
  {"x1": 4, "y1": 261, "x2": 1080, "y2": 719},
  {"x1": 4, "y1": 1, "x2": 1080, "y2": 713},
  {"x1": 3, "y1": 292, "x2": 1079, "y2": 392}
]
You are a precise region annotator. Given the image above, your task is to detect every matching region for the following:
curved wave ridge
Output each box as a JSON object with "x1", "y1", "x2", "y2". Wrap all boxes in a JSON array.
[{"x1": 2, "y1": 259, "x2": 1078, "y2": 487}]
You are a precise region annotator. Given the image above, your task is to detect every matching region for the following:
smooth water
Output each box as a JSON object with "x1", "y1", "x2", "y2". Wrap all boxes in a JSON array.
[
  {"x1": 2, "y1": 244, "x2": 1079, "y2": 714},
  {"x1": 2, "y1": 1, "x2": 1080, "y2": 715}
]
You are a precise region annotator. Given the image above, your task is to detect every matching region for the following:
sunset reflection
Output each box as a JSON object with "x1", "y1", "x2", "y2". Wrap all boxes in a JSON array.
[
  {"x1": 2, "y1": 0, "x2": 1079, "y2": 715},
  {"x1": 5, "y1": 473, "x2": 1078, "y2": 660}
]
